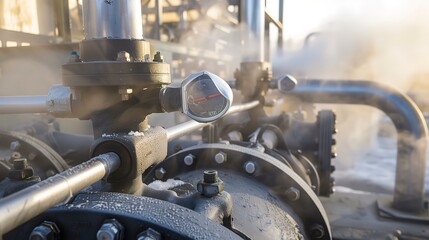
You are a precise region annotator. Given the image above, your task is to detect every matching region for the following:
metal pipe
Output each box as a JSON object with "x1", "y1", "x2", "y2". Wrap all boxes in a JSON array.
[
  {"x1": 55, "y1": 0, "x2": 72, "y2": 42},
  {"x1": 240, "y1": 0, "x2": 265, "y2": 62},
  {"x1": 290, "y1": 79, "x2": 428, "y2": 213},
  {"x1": 154, "y1": 0, "x2": 163, "y2": 40},
  {"x1": 82, "y1": 0, "x2": 143, "y2": 39},
  {"x1": 0, "y1": 95, "x2": 47, "y2": 114},
  {"x1": 167, "y1": 100, "x2": 260, "y2": 140},
  {"x1": 278, "y1": 0, "x2": 284, "y2": 50},
  {"x1": 0, "y1": 152, "x2": 120, "y2": 236}
]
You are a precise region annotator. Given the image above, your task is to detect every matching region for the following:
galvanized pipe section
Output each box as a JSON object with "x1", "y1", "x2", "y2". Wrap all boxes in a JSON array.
[
  {"x1": 289, "y1": 79, "x2": 428, "y2": 213},
  {"x1": 240, "y1": 0, "x2": 265, "y2": 62},
  {"x1": 82, "y1": 0, "x2": 143, "y2": 39},
  {"x1": 154, "y1": 0, "x2": 164, "y2": 40},
  {"x1": 167, "y1": 100, "x2": 260, "y2": 140},
  {"x1": 0, "y1": 95, "x2": 47, "y2": 114},
  {"x1": 0, "y1": 152, "x2": 120, "y2": 236}
]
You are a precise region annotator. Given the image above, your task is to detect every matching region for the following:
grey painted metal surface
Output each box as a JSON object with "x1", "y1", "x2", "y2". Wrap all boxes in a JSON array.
[
  {"x1": 82, "y1": 0, "x2": 143, "y2": 39},
  {"x1": 0, "y1": 152, "x2": 120, "y2": 236},
  {"x1": 290, "y1": 79, "x2": 428, "y2": 213}
]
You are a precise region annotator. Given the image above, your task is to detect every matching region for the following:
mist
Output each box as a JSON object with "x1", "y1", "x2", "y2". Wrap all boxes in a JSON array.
[{"x1": 272, "y1": 0, "x2": 429, "y2": 192}]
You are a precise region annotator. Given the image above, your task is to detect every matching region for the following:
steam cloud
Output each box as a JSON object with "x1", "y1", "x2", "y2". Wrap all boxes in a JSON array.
[{"x1": 272, "y1": 0, "x2": 429, "y2": 193}]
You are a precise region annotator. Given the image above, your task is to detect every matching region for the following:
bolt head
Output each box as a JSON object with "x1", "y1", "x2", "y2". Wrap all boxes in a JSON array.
[
  {"x1": 310, "y1": 225, "x2": 325, "y2": 239},
  {"x1": 13, "y1": 158, "x2": 28, "y2": 170},
  {"x1": 97, "y1": 220, "x2": 123, "y2": 240},
  {"x1": 214, "y1": 152, "x2": 227, "y2": 164},
  {"x1": 29, "y1": 221, "x2": 60, "y2": 240},
  {"x1": 285, "y1": 187, "x2": 300, "y2": 201},
  {"x1": 10, "y1": 141, "x2": 20, "y2": 151},
  {"x1": 153, "y1": 51, "x2": 164, "y2": 63},
  {"x1": 203, "y1": 170, "x2": 218, "y2": 183},
  {"x1": 116, "y1": 51, "x2": 131, "y2": 62},
  {"x1": 278, "y1": 74, "x2": 298, "y2": 92},
  {"x1": 184, "y1": 154, "x2": 195, "y2": 166},
  {"x1": 68, "y1": 51, "x2": 81, "y2": 63},
  {"x1": 197, "y1": 171, "x2": 224, "y2": 197},
  {"x1": 137, "y1": 228, "x2": 161, "y2": 240},
  {"x1": 244, "y1": 161, "x2": 256, "y2": 174},
  {"x1": 155, "y1": 167, "x2": 167, "y2": 180}
]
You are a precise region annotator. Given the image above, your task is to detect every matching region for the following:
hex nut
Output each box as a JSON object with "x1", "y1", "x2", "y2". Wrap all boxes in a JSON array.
[
  {"x1": 197, "y1": 171, "x2": 224, "y2": 197},
  {"x1": 96, "y1": 219, "x2": 124, "y2": 240},
  {"x1": 137, "y1": 228, "x2": 161, "y2": 240},
  {"x1": 29, "y1": 221, "x2": 60, "y2": 240},
  {"x1": 153, "y1": 52, "x2": 164, "y2": 63},
  {"x1": 13, "y1": 158, "x2": 28, "y2": 170},
  {"x1": 197, "y1": 181, "x2": 224, "y2": 197}
]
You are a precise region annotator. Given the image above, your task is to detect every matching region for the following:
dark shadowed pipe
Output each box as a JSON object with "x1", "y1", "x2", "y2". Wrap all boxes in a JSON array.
[{"x1": 289, "y1": 79, "x2": 428, "y2": 213}]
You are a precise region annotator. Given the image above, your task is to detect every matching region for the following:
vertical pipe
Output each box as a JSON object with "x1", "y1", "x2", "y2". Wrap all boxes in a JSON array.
[
  {"x1": 278, "y1": 0, "x2": 284, "y2": 50},
  {"x1": 264, "y1": 1, "x2": 270, "y2": 61},
  {"x1": 240, "y1": 0, "x2": 265, "y2": 62},
  {"x1": 82, "y1": 0, "x2": 143, "y2": 39},
  {"x1": 154, "y1": 0, "x2": 163, "y2": 40},
  {"x1": 55, "y1": 0, "x2": 72, "y2": 42}
]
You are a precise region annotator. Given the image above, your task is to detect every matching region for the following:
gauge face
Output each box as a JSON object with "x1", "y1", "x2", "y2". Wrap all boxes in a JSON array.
[
  {"x1": 186, "y1": 76, "x2": 228, "y2": 119},
  {"x1": 181, "y1": 71, "x2": 233, "y2": 123}
]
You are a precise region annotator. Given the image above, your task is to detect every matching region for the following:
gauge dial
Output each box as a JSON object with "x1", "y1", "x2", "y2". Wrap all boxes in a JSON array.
[
  {"x1": 182, "y1": 71, "x2": 233, "y2": 122},
  {"x1": 186, "y1": 77, "x2": 227, "y2": 118}
]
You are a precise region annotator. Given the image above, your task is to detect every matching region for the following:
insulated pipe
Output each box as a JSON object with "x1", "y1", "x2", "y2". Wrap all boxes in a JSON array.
[
  {"x1": 240, "y1": 0, "x2": 265, "y2": 62},
  {"x1": 167, "y1": 100, "x2": 260, "y2": 141},
  {"x1": 289, "y1": 79, "x2": 428, "y2": 213},
  {"x1": 82, "y1": 0, "x2": 143, "y2": 39},
  {"x1": 0, "y1": 152, "x2": 120, "y2": 236},
  {"x1": 0, "y1": 95, "x2": 47, "y2": 114}
]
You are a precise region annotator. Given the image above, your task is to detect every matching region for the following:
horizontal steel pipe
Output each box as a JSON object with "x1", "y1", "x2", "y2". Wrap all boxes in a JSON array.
[
  {"x1": 0, "y1": 95, "x2": 47, "y2": 114},
  {"x1": 167, "y1": 100, "x2": 260, "y2": 141},
  {"x1": 289, "y1": 79, "x2": 428, "y2": 213},
  {"x1": 0, "y1": 152, "x2": 120, "y2": 236}
]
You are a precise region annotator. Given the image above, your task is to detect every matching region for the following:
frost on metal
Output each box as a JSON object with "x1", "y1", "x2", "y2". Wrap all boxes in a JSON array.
[
  {"x1": 101, "y1": 133, "x2": 119, "y2": 137},
  {"x1": 128, "y1": 131, "x2": 145, "y2": 137},
  {"x1": 148, "y1": 179, "x2": 186, "y2": 191}
]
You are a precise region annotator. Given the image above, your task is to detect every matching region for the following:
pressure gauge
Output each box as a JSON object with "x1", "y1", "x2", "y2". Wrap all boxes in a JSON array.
[{"x1": 181, "y1": 71, "x2": 233, "y2": 123}]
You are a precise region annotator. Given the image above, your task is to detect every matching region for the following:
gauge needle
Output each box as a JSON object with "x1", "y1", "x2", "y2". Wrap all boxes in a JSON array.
[{"x1": 193, "y1": 93, "x2": 221, "y2": 103}]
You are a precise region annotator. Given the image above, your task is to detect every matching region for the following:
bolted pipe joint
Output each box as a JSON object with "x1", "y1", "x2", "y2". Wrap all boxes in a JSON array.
[{"x1": 197, "y1": 170, "x2": 225, "y2": 197}]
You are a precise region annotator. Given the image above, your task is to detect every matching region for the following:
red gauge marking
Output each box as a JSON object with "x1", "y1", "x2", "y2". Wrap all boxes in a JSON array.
[
  {"x1": 207, "y1": 93, "x2": 221, "y2": 99},
  {"x1": 193, "y1": 93, "x2": 221, "y2": 103}
]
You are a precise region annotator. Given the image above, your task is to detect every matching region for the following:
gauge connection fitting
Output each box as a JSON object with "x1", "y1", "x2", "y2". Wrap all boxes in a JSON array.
[{"x1": 160, "y1": 71, "x2": 233, "y2": 123}]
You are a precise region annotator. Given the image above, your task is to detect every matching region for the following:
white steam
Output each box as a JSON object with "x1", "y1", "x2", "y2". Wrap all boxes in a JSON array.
[{"x1": 273, "y1": 0, "x2": 429, "y2": 192}]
